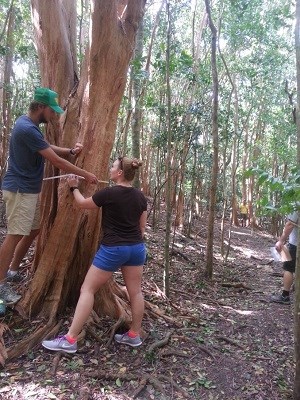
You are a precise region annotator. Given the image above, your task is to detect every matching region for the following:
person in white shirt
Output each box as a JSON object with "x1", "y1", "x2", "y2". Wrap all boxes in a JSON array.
[{"x1": 270, "y1": 211, "x2": 298, "y2": 304}]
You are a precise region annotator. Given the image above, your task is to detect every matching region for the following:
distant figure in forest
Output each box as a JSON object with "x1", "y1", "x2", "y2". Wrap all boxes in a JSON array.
[
  {"x1": 270, "y1": 211, "x2": 298, "y2": 305},
  {"x1": 0, "y1": 87, "x2": 98, "y2": 308},
  {"x1": 239, "y1": 200, "x2": 249, "y2": 227},
  {"x1": 42, "y1": 156, "x2": 147, "y2": 353}
]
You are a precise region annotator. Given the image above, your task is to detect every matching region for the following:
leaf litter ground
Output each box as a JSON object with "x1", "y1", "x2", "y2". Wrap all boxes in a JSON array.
[{"x1": 0, "y1": 215, "x2": 294, "y2": 400}]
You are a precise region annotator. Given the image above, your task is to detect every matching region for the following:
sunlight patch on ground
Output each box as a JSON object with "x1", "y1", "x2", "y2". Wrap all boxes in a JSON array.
[
  {"x1": 213, "y1": 253, "x2": 223, "y2": 261},
  {"x1": 213, "y1": 229, "x2": 267, "y2": 260},
  {"x1": 200, "y1": 302, "x2": 256, "y2": 316},
  {"x1": 174, "y1": 242, "x2": 183, "y2": 248},
  {"x1": 231, "y1": 230, "x2": 253, "y2": 237},
  {"x1": 221, "y1": 306, "x2": 256, "y2": 316},
  {"x1": 200, "y1": 303, "x2": 217, "y2": 311},
  {"x1": 213, "y1": 253, "x2": 235, "y2": 261},
  {"x1": 0, "y1": 382, "x2": 127, "y2": 399},
  {"x1": 229, "y1": 242, "x2": 264, "y2": 259},
  {"x1": 0, "y1": 383, "x2": 59, "y2": 399}
]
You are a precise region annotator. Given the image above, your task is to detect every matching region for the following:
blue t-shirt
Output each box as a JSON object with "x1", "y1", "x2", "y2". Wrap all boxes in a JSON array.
[{"x1": 2, "y1": 115, "x2": 49, "y2": 194}]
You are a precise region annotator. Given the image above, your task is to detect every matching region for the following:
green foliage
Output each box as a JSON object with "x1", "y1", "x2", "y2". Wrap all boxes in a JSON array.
[
  {"x1": 246, "y1": 167, "x2": 300, "y2": 215},
  {"x1": 0, "y1": 0, "x2": 297, "y2": 220},
  {"x1": 0, "y1": 0, "x2": 40, "y2": 121},
  {"x1": 188, "y1": 372, "x2": 217, "y2": 390},
  {"x1": 131, "y1": 55, "x2": 149, "y2": 81}
]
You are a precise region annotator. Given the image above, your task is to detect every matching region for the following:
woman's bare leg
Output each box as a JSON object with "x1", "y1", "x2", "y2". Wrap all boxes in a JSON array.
[
  {"x1": 121, "y1": 266, "x2": 144, "y2": 334},
  {"x1": 67, "y1": 265, "x2": 112, "y2": 339}
]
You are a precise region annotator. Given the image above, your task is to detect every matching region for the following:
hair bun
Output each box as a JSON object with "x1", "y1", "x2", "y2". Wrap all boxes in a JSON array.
[{"x1": 131, "y1": 159, "x2": 142, "y2": 169}]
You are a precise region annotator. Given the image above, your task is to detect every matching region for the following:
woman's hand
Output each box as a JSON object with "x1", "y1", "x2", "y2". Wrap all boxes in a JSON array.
[{"x1": 67, "y1": 174, "x2": 80, "y2": 188}]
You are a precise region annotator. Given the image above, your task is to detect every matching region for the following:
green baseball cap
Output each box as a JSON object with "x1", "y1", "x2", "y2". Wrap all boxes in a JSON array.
[{"x1": 34, "y1": 87, "x2": 64, "y2": 114}]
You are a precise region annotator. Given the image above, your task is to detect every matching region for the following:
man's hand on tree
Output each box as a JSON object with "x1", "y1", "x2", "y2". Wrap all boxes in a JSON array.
[{"x1": 70, "y1": 142, "x2": 83, "y2": 156}]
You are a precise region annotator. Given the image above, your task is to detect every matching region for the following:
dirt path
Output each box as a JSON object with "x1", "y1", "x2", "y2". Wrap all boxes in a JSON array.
[
  {"x1": 0, "y1": 220, "x2": 295, "y2": 399},
  {"x1": 139, "y1": 222, "x2": 294, "y2": 399}
]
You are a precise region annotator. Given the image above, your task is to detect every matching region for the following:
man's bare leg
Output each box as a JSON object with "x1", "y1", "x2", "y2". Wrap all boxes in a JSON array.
[
  {"x1": 9, "y1": 229, "x2": 39, "y2": 272},
  {"x1": 0, "y1": 234, "x2": 23, "y2": 281}
]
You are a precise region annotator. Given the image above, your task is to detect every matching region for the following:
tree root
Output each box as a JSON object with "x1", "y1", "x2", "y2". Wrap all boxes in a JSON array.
[
  {"x1": 133, "y1": 374, "x2": 189, "y2": 399},
  {"x1": 168, "y1": 301, "x2": 182, "y2": 312},
  {"x1": 144, "y1": 300, "x2": 181, "y2": 326},
  {"x1": 172, "y1": 335, "x2": 215, "y2": 360},
  {"x1": 197, "y1": 344, "x2": 216, "y2": 360},
  {"x1": 86, "y1": 371, "x2": 137, "y2": 381},
  {"x1": 149, "y1": 283, "x2": 197, "y2": 319},
  {"x1": 163, "y1": 375, "x2": 190, "y2": 398},
  {"x1": 147, "y1": 331, "x2": 172, "y2": 353},
  {"x1": 160, "y1": 349, "x2": 189, "y2": 358},
  {"x1": 171, "y1": 249, "x2": 193, "y2": 263},
  {"x1": 85, "y1": 371, "x2": 168, "y2": 399},
  {"x1": 48, "y1": 350, "x2": 75, "y2": 377},
  {"x1": 132, "y1": 377, "x2": 148, "y2": 399},
  {"x1": 133, "y1": 373, "x2": 168, "y2": 399},
  {"x1": 221, "y1": 282, "x2": 253, "y2": 290},
  {"x1": 7, "y1": 320, "x2": 61, "y2": 362},
  {"x1": 151, "y1": 282, "x2": 169, "y2": 300},
  {"x1": 145, "y1": 373, "x2": 167, "y2": 399},
  {"x1": 50, "y1": 352, "x2": 62, "y2": 376},
  {"x1": 216, "y1": 335, "x2": 245, "y2": 350},
  {"x1": 107, "y1": 316, "x2": 126, "y2": 345},
  {"x1": 86, "y1": 325, "x2": 103, "y2": 344},
  {"x1": 170, "y1": 288, "x2": 201, "y2": 299},
  {"x1": 0, "y1": 323, "x2": 9, "y2": 366}
]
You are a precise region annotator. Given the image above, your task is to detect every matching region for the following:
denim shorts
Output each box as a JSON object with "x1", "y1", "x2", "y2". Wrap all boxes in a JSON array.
[{"x1": 92, "y1": 243, "x2": 146, "y2": 272}]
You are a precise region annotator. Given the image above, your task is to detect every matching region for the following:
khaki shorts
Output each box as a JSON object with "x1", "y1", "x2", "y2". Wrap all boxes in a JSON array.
[{"x1": 2, "y1": 190, "x2": 41, "y2": 235}]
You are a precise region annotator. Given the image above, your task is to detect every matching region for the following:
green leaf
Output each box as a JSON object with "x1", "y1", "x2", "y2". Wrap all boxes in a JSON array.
[
  {"x1": 243, "y1": 168, "x2": 255, "y2": 178},
  {"x1": 264, "y1": 205, "x2": 277, "y2": 211},
  {"x1": 257, "y1": 172, "x2": 269, "y2": 185},
  {"x1": 116, "y1": 378, "x2": 122, "y2": 387}
]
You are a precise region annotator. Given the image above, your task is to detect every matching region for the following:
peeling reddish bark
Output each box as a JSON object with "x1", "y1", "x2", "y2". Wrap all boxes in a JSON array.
[{"x1": 22, "y1": 0, "x2": 146, "y2": 320}]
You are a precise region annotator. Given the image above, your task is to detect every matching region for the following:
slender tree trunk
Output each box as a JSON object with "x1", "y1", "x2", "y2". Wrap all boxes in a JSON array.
[
  {"x1": 132, "y1": 19, "x2": 144, "y2": 188},
  {"x1": 141, "y1": 128, "x2": 153, "y2": 196},
  {"x1": 242, "y1": 125, "x2": 249, "y2": 202},
  {"x1": 293, "y1": 0, "x2": 300, "y2": 397},
  {"x1": 132, "y1": 0, "x2": 165, "y2": 187},
  {"x1": 230, "y1": 78, "x2": 240, "y2": 227},
  {"x1": 204, "y1": 0, "x2": 218, "y2": 279},
  {"x1": 0, "y1": 1, "x2": 15, "y2": 177},
  {"x1": 219, "y1": 88, "x2": 232, "y2": 258},
  {"x1": 164, "y1": 0, "x2": 172, "y2": 296},
  {"x1": 186, "y1": 148, "x2": 197, "y2": 237}
]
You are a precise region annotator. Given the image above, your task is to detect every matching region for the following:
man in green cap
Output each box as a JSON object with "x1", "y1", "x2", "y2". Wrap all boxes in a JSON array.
[{"x1": 0, "y1": 87, "x2": 98, "y2": 307}]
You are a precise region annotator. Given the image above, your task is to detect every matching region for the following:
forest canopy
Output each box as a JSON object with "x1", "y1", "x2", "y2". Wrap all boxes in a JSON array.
[{"x1": 0, "y1": 0, "x2": 297, "y2": 223}]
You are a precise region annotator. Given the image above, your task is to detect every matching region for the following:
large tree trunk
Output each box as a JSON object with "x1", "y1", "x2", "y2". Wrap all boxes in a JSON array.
[
  {"x1": 20, "y1": 0, "x2": 146, "y2": 321},
  {"x1": 31, "y1": 0, "x2": 79, "y2": 258}
]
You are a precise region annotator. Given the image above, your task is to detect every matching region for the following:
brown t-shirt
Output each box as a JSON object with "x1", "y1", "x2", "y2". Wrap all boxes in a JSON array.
[{"x1": 92, "y1": 185, "x2": 147, "y2": 246}]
